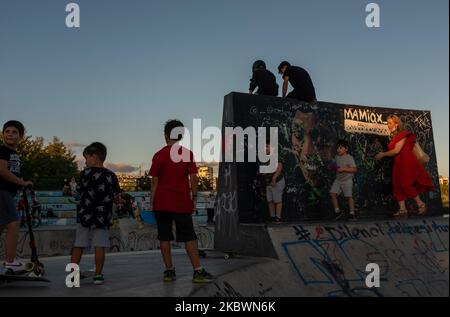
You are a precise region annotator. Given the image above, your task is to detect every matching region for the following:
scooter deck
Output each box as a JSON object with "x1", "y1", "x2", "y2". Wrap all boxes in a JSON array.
[{"x1": 0, "y1": 274, "x2": 50, "y2": 283}]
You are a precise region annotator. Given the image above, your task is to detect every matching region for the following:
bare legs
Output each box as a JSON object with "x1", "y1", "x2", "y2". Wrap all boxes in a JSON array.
[
  {"x1": 1, "y1": 220, "x2": 20, "y2": 263},
  {"x1": 70, "y1": 246, "x2": 105, "y2": 275},
  {"x1": 160, "y1": 240, "x2": 201, "y2": 270}
]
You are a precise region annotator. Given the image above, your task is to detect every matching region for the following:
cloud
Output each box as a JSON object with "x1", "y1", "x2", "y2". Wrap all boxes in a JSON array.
[
  {"x1": 76, "y1": 159, "x2": 140, "y2": 174},
  {"x1": 104, "y1": 163, "x2": 139, "y2": 173},
  {"x1": 66, "y1": 141, "x2": 87, "y2": 149}
]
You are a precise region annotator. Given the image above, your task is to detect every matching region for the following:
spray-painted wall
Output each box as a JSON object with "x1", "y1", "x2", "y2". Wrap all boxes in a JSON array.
[
  {"x1": 0, "y1": 219, "x2": 214, "y2": 258},
  {"x1": 217, "y1": 92, "x2": 442, "y2": 225},
  {"x1": 215, "y1": 94, "x2": 241, "y2": 251}
]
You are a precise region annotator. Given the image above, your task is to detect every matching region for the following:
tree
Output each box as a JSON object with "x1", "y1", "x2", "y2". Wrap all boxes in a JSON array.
[
  {"x1": 0, "y1": 134, "x2": 79, "y2": 190},
  {"x1": 136, "y1": 172, "x2": 151, "y2": 191}
]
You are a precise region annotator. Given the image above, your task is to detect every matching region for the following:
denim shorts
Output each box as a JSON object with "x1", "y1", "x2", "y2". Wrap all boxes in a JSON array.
[{"x1": 0, "y1": 191, "x2": 19, "y2": 225}]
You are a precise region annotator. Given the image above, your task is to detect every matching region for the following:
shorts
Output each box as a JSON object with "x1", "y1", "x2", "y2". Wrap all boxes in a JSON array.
[
  {"x1": 73, "y1": 224, "x2": 110, "y2": 248},
  {"x1": 154, "y1": 211, "x2": 197, "y2": 242},
  {"x1": 330, "y1": 180, "x2": 353, "y2": 197},
  {"x1": 0, "y1": 190, "x2": 19, "y2": 225},
  {"x1": 266, "y1": 178, "x2": 286, "y2": 203}
]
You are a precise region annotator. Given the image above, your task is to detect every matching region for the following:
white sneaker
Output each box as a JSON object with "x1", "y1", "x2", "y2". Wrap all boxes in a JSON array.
[{"x1": 3, "y1": 260, "x2": 27, "y2": 273}]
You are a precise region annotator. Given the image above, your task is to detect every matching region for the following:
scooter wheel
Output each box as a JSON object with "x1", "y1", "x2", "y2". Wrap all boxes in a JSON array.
[
  {"x1": 25, "y1": 262, "x2": 35, "y2": 272},
  {"x1": 33, "y1": 266, "x2": 45, "y2": 277}
]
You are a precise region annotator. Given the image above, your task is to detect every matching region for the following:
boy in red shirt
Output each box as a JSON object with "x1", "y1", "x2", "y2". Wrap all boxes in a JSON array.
[{"x1": 150, "y1": 119, "x2": 213, "y2": 283}]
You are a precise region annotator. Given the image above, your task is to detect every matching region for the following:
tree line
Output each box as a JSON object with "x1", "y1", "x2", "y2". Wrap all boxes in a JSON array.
[
  {"x1": 0, "y1": 134, "x2": 78, "y2": 190},
  {"x1": 0, "y1": 134, "x2": 214, "y2": 192}
]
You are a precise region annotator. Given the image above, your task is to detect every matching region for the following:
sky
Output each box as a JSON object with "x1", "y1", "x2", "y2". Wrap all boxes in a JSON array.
[{"x1": 0, "y1": 0, "x2": 448, "y2": 176}]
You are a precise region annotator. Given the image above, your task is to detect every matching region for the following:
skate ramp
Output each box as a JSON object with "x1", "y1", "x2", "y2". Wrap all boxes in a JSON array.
[{"x1": 194, "y1": 217, "x2": 449, "y2": 297}]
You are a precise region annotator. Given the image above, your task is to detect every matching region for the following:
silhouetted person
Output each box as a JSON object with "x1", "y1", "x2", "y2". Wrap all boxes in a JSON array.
[
  {"x1": 249, "y1": 60, "x2": 278, "y2": 96},
  {"x1": 278, "y1": 61, "x2": 316, "y2": 102}
]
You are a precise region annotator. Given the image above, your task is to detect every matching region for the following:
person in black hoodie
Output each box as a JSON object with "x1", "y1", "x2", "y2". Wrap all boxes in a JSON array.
[{"x1": 249, "y1": 60, "x2": 279, "y2": 96}]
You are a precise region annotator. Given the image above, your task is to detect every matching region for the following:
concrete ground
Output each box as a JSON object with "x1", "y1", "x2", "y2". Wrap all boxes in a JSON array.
[
  {"x1": 2, "y1": 216, "x2": 448, "y2": 297},
  {"x1": 0, "y1": 249, "x2": 262, "y2": 297}
]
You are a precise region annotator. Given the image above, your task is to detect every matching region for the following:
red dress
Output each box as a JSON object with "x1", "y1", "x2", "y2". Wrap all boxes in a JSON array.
[{"x1": 388, "y1": 130, "x2": 434, "y2": 201}]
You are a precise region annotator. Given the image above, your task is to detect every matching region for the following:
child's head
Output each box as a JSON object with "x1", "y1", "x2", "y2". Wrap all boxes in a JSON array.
[
  {"x1": 336, "y1": 140, "x2": 349, "y2": 156},
  {"x1": 278, "y1": 61, "x2": 291, "y2": 75},
  {"x1": 83, "y1": 142, "x2": 107, "y2": 167},
  {"x1": 2, "y1": 120, "x2": 25, "y2": 148},
  {"x1": 164, "y1": 119, "x2": 185, "y2": 143},
  {"x1": 252, "y1": 60, "x2": 266, "y2": 72}
]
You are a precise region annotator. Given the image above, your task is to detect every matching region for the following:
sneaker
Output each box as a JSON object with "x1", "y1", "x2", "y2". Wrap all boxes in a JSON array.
[
  {"x1": 274, "y1": 217, "x2": 282, "y2": 224},
  {"x1": 192, "y1": 268, "x2": 213, "y2": 283},
  {"x1": 3, "y1": 260, "x2": 26, "y2": 274},
  {"x1": 93, "y1": 274, "x2": 105, "y2": 285},
  {"x1": 348, "y1": 213, "x2": 357, "y2": 221},
  {"x1": 163, "y1": 269, "x2": 176, "y2": 282},
  {"x1": 335, "y1": 211, "x2": 344, "y2": 220}
]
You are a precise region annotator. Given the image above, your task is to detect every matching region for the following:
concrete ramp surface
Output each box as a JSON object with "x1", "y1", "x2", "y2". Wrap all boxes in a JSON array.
[
  {"x1": 195, "y1": 217, "x2": 449, "y2": 297},
  {"x1": 1, "y1": 218, "x2": 447, "y2": 297}
]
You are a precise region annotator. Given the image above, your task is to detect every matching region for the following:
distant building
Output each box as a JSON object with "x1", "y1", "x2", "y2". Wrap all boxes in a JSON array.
[
  {"x1": 198, "y1": 165, "x2": 213, "y2": 181},
  {"x1": 117, "y1": 174, "x2": 139, "y2": 192},
  {"x1": 197, "y1": 164, "x2": 219, "y2": 192},
  {"x1": 212, "y1": 177, "x2": 218, "y2": 191}
]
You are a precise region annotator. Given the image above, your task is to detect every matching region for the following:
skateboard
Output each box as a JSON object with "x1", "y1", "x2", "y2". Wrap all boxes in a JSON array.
[
  {"x1": 223, "y1": 251, "x2": 238, "y2": 259},
  {"x1": 198, "y1": 249, "x2": 237, "y2": 259}
]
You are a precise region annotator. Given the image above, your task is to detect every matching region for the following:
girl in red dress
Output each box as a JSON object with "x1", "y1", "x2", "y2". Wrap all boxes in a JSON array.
[{"x1": 375, "y1": 115, "x2": 434, "y2": 217}]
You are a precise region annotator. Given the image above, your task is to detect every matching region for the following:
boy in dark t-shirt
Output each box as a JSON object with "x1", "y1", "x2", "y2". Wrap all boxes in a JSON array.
[
  {"x1": 249, "y1": 60, "x2": 279, "y2": 96},
  {"x1": 70, "y1": 142, "x2": 120, "y2": 285},
  {"x1": 0, "y1": 120, "x2": 33, "y2": 274},
  {"x1": 278, "y1": 61, "x2": 316, "y2": 102}
]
